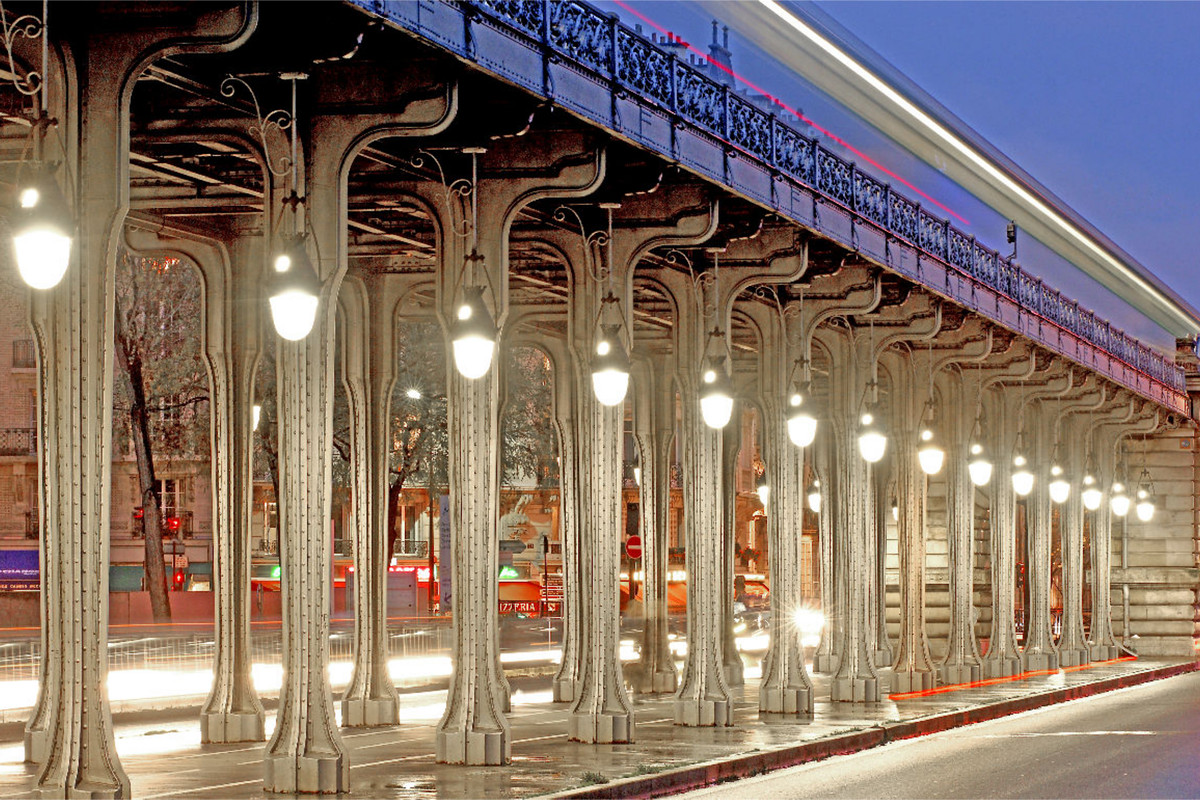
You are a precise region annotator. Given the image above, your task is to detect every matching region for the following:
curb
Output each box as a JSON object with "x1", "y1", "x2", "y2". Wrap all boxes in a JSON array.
[{"x1": 554, "y1": 660, "x2": 1200, "y2": 799}]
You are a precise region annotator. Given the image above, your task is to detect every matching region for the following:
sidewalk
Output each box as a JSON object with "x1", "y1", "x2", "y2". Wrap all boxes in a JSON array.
[{"x1": 0, "y1": 657, "x2": 1193, "y2": 799}]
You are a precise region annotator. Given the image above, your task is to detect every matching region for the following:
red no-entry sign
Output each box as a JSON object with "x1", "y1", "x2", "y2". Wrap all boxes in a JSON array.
[{"x1": 625, "y1": 535, "x2": 642, "y2": 560}]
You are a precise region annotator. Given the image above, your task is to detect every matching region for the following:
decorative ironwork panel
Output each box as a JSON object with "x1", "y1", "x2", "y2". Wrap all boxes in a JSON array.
[
  {"x1": 476, "y1": 0, "x2": 544, "y2": 36},
  {"x1": 615, "y1": 28, "x2": 671, "y2": 106},
  {"x1": 1017, "y1": 273, "x2": 1038, "y2": 308},
  {"x1": 674, "y1": 64, "x2": 725, "y2": 133},
  {"x1": 727, "y1": 95, "x2": 772, "y2": 161},
  {"x1": 918, "y1": 211, "x2": 946, "y2": 258},
  {"x1": 774, "y1": 123, "x2": 814, "y2": 184},
  {"x1": 948, "y1": 229, "x2": 973, "y2": 273},
  {"x1": 0, "y1": 428, "x2": 36, "y2": 456},
  {"x1": 889, "y1": 194, "x2": 918, "y2": 243},
  {"x1": 816, "y1": 149, "x2": 853, "y2": 207},
  {"x1": 548, "y1": 1, "x2": 611, "y2": 72},
  {"x1": 974, "y1": 245, "x2": 997, "y2": 285},
  {"x1": 853, "y1": 171, "x2": 887, "y2": 227}
]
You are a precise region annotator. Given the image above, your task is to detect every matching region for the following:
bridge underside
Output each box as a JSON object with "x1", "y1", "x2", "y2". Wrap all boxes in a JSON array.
[{"x1": 1, "y1": 1, "x2": 1196, "y2": 796}]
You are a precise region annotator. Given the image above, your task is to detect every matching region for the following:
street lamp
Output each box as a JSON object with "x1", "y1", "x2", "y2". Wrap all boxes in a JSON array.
[
  {"x1": 806, "y1": 479, "x2": 821, "y2": 513},
  {"x1": 917, "y1": 426, "x2": 945, "y2": 475},
  {"x1": 755, "y1": 471, "x2": 769, "y2": 506},
  {"x1": 700, "y1": 355, "x2": 734, "y2": 429},
  {"x1": 968, "y1": 443, "x2": 993, "y2": 487},
  {"x1": 787, "y1": 384, "x2": 818, "y2": 448},
  {"x1": 451, "y1": 282, "x2": 496, "y2": 380},
  {"x1": 1011, "y1": 454, "x2": 1034, "y2": 497},
  {"x1": 1048, "y1": 464, "x2": 1071, "y2": 504},
  {"x1": 268, "y1": 235, "x2": 320, "y2": 341},
  {"x1": 1081, "y1": 474, "x2": 1102, "y2": 511},
  {"x1": 857, "y1": 408, "x2": 887, "y2": 463},
  {"x1": 591, "y1": 318, "x2": 630, "y2": 407},
  {"x1": 1109, "y1": 481, "x2": 1131, "y2": 517},
  {"x1": 12, "y1": 165, "x2": 72, "y2": 290},
  {"x1": 1135, "y1": 468, "x2": 1155, "y2": 522}
]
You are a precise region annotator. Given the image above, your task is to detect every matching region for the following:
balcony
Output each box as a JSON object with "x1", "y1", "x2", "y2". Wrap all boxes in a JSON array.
[
  {"x1": 11, "y1": 339, "x2": 34, "y2": 369},
  {"x1": 0, "y1": 428, "x2": 36, "y2": 456}
]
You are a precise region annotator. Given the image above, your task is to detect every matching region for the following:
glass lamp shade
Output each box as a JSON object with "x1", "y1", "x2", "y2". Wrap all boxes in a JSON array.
[
  {"x1": 756, "y1": 482, "x2": 769, "y2": 506},
  {"x1": 591, "y1": 330, "x2": 630, "y2": 406},
  {"x1": 633, "y1": 466, "x2": 641, "y2": 486},
  {"x1": 917, "y1": 428, "x2": 945, "y2": 475},
  {"x1": 1135, "y1": 487, "x2": 1155, "y2": 522},
  {"x1": 786, "y1": 390, "x2": 817, "y2": 448},
  {"x1": 806, "y1": 481, "x2": 821, "y2": 513},
  {"x1": 1048, "y1": 465, "x2": 1070, "y2": 504},
  {"x1": 857, "y1": 412, "x2": 887, "y2": 463},
  {"x1": 268, "y1": 238, "x2": 321, "y2": 341},
  {"x1": 1110, "y1": 482, "x2": 1131, "y2": 517},
  {"x1": 1081, "y1": 475, "x2": 1102, "y2": 511},
  {"x1": 967, "y1": 443, "x2": 993, "y2": 487},
  {"x1": 12, "y1": 167, "x2": 73, "y2": 290},
  {"x1": 699, "y1": 365, "x2": 734, "y2": 429},
  {"x1": 1011, "y1": 455, "x2": 1034, "y2": 497},
  {"x1": 451, "y1": 286, "x2": 496, "y2": 379},
  {"x1": 252, "y1": 404, "x2": 262, "y2": 432},
  {"x1": 890, "y1": 501, "x2": 899, "y2": 522}
]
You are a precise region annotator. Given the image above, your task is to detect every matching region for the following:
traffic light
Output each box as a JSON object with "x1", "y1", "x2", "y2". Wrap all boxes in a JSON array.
[{"x1": 173, "y1": 570, "x2": 185, "y2": 590}]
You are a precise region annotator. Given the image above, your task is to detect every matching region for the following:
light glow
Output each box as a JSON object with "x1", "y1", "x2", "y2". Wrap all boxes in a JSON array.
[
  {"x1": 806, "y1": 480, "x2": 821, "y2": 513},
  {"x1": 1110, "y1": 482, "x2": 1131, "y2": 517},
  {"x1": 1082, "y1": 474, "x2": 1102, "y2": 511},
  {"x1": 917, "y1": 428, "x2": 945, "y2": 475},
  {"x1": 1049, "y1": 465, "x2": 1071, "y2": 504},
  {"x1": 968, "y1": 443, "x2": 993, "y2": 487},
  {"x1": 1012, "y1": 455, "x2": 1034, "y2": 497},
  {"x1": 269, "y1": 291, "x2": 319, "y2": 341},
  {"x1": 857, "y1": 412, "x2": 887, "y2": 463},
  {"x1": 592, "y1": 368, "x2": 630, "y2": 406},
  {"x1": 452, "y1": 336, "x2": 495, "y2": 379}
]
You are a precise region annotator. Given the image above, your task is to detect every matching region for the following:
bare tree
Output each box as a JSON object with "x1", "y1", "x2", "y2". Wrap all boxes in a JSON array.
[{"x1": 113, "y1": 252, "x2": 208, "y2": 622}]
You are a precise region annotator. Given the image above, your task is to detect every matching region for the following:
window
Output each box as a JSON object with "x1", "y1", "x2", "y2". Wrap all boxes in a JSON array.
[{"x1": 12, "y1": 339, "x2": 34, "y2": 369}]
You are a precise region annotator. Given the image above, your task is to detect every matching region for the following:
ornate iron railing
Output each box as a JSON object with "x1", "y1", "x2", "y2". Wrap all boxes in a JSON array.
[
  {"x1": 367, "y1": 0, "x2": 1185, "y2": 395},
  {"x1": 0, "y1": 428, "x2": 36, "y2": 456}
]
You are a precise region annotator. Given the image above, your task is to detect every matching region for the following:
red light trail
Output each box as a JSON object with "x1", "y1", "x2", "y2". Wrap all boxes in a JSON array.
[
  {"x1": 610, "y1": 0, "x2": 971, "y2": 226},
  {"x1": 888, "y1": 656, "x2": 1138, "y2": 701}
]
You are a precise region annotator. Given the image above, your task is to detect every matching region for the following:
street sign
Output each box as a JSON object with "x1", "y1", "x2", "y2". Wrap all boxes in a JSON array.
[
  {"x1": 625, "y1": 535, "x2": 642, "y2": 560},
  {"x1": 499, "y1": 539, "x2": 526, "y2": 554},
  {"x1": 173, "y1": 555, "x2": 189, "y2": 569}
]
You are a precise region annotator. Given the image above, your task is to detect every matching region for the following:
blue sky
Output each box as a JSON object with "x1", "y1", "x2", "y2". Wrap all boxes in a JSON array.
[{"x1": 602, "y1": 1, "x2": 1199, "y2": 344}]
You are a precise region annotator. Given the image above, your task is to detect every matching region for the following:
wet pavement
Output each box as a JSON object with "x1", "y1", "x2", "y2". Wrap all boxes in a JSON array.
[{"x1": 0, "y1": 657, "x2": 1192, "y2": 799}]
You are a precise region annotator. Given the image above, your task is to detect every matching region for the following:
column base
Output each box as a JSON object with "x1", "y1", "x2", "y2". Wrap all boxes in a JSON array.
[
  {"x1": 890, "y1": 669, "x2": 936, "y2": 694},
  {"x1": 553, "y1": 677, "x2": 580, "y2": 704},
  {"x1": 812, "y1": 653, "x2": 839, "y2": 674},
  {"x1": 831, "y1": 676, "x2": 879, "y2": 702},
  {"x1": 874, "y1": 648, "x2": 894, "y2": 668},
  {"x1": 673, "y1": 697, "x2": 734, "y2": 727},
  {"x1": 435, "y1": 727, "x2": 510, "y2": 765},
  {"x1": 1024, "y1": 651, "x2": 1058, "y2": 672},
  {"x1": 1057, "y1": 648, "x2": 1089, "y2": 668},
  {"x1": 264, "y1": 752, "x2": 349, "y2": 794},
  {"x1": 23, "y1": 726, "x2": 47, "y2": 764},
  {"x1": 628, "y1": 664, "x2": 678, "y2": 694},
  {"x1": 33, "y1": 783, "x2": 127, "y2": 800},
  {"x1": 940, "y1": 663, "x2": 982, "y2": 686},
  {"x1": 200, "y1": 709, "x2": 266, "y2": 743},
  {"x1": 724, "y1": 656, "x2": 745, "y2": 687},
  {"x1": 340, "y1": 696, "x2": 399, "y2": 728},
  {"x1": 759, "y1": 686, "x2": 812, "y2": 715},
  {"x1": 568, "y1": 711, "x2": 635, "y2": 744},
  {"x1": 981, "y1": 657, "x2": 1022, "y2": 678},
  {"x1": 1090, "y1": 644, "x2": 1121, "y2": 661}
]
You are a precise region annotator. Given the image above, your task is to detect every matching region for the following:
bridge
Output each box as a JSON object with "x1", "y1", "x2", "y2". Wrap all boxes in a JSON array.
[{"x1": 1, "y1": 0, "x2": 1197, "y2": 795}]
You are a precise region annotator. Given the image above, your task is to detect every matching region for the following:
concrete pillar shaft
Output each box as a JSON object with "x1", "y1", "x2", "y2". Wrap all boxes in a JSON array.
[
  {"x1": 941, "y1": 378, "x2": 982, "y2": 684},
  {"x1": 982, "y1": 399, "x2": 1023, "y2": 677},
  {"x1": 1023, "y1": 419, "x2": 1059, "y2": 671},
  {"x1": 674, "y1": 387, "x2": 734, "y2": 726},
  {"x1": 720, "y1": 416, "x2": 745, "y2": 687},
  {"x1": 759, "y1": 399, "x2": 814, "y2": 715},
  {"x1": 551, "y1": 411, "x2": 584, "y2": 703},
  {"x1": 339, "y1": 277, "x2": 400, "y2": 727},
  {"x1": 812, "y1": 436, "x2": 839, "y2": 674},
  {"x1": 631, "y1": 359, "x2": 678, "y2": 694},
  {"x1": 568, "y1": 386, "x2": 635, "y2": 742}
]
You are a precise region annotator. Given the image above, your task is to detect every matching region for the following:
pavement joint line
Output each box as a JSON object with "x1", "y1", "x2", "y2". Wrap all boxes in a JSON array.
[{"x1": 550, "y1": 660, "x2": 1200, "y2": 800}]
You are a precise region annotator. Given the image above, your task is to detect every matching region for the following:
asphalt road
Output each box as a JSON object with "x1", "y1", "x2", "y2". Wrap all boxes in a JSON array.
[{"x1": 685, "y1": 671, "x2": 1200, "y2": 800}]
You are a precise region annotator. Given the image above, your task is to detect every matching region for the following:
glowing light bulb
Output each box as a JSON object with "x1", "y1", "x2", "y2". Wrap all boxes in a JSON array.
[
  {"x1": 1049, "y1": 465, "x2": 1070, "y2": 504},
  {"x1": 1081, "y1": 474, "x2": 1102, "y2": 511},
  {"x1": 917, "y1": 428, "x2": 945, "y2": 475},
  {"x1": 968, "y1": 443, "x2": 993, "y2": 487},
  {"x1": 1012, "y1": 454, "x2": 1034, "y2": 497},
  {"x1": 857, "y1": 412, "x2": 886, "y2": 463}
]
